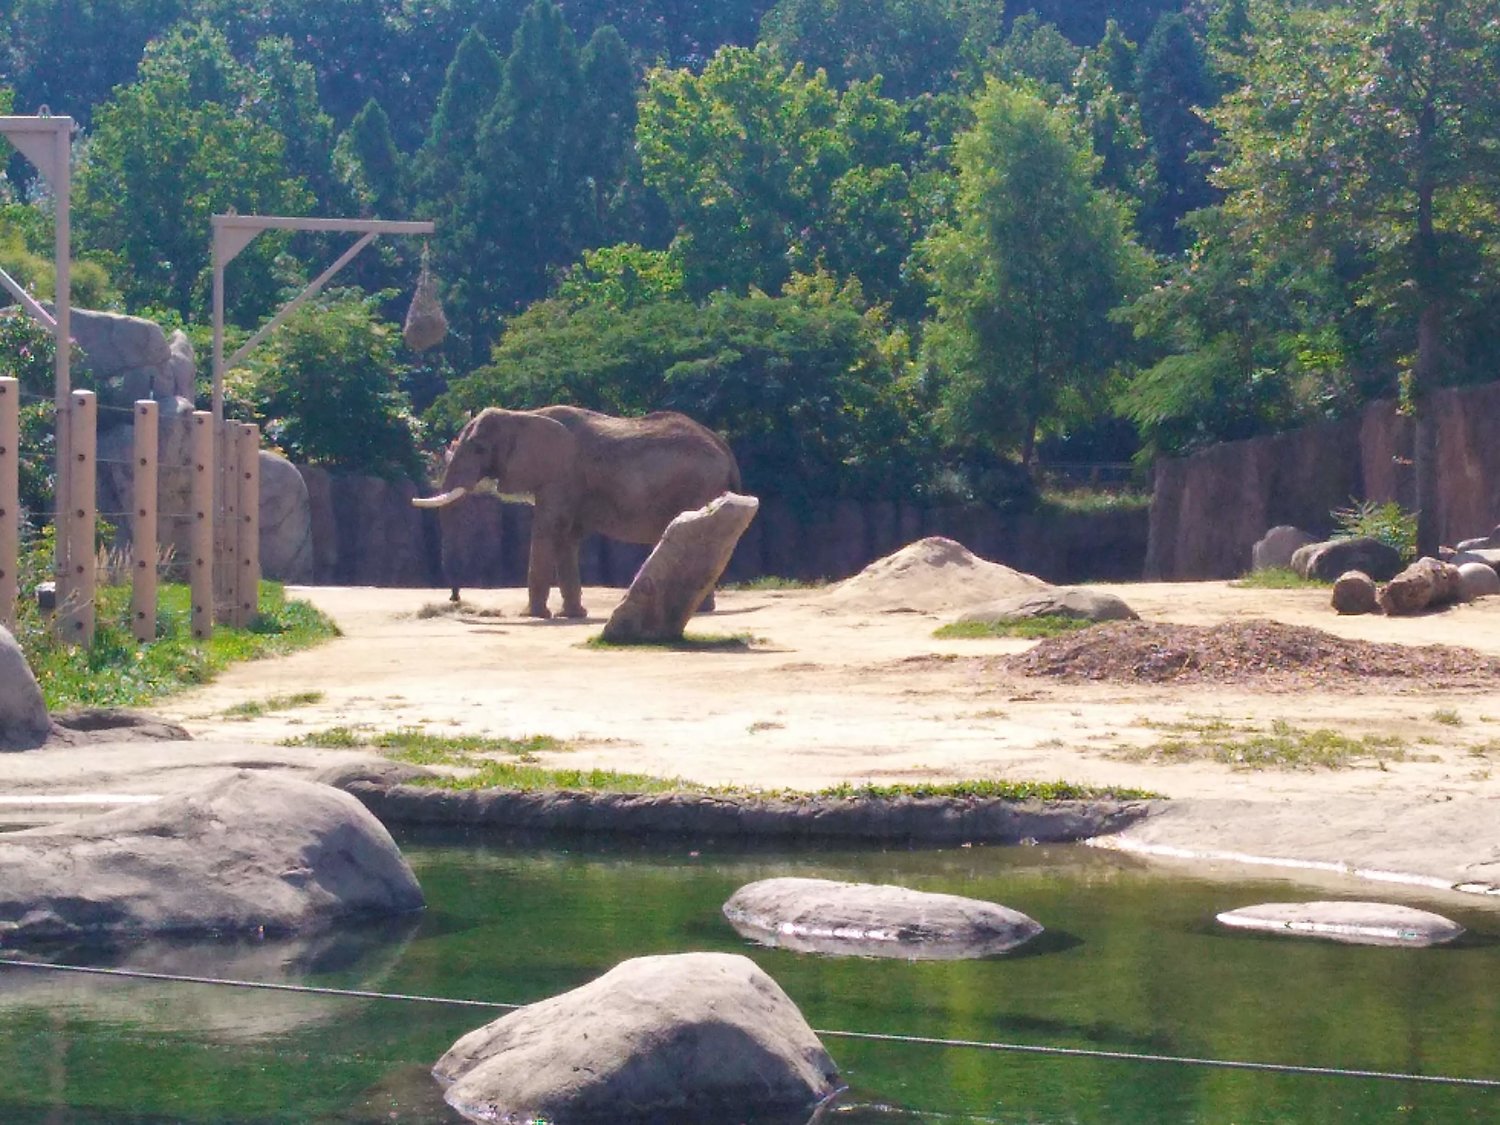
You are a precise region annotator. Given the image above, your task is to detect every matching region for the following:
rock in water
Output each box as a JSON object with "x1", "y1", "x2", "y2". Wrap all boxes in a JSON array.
[
  {"x1": 1216, "y1": 901, "x2": 1464, "y2": 947},
  {"x1": 433, "y1": 952, "x2": 840, "y2": 1124},
  {"x1": 0, "y1": 772, "x2": 424, "y2": 941},
  {"x1": 723, "y1": 877, "x2": 1043, "y2": 959}
]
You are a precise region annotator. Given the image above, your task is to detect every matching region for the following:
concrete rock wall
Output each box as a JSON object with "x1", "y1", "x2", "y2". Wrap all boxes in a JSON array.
[
  {"x1": 1146, "y1": 382, "x2": 1500, "y2": 579},
  {"x1": 295, "y1": 483, "x2": 1149, "y2": 589}
]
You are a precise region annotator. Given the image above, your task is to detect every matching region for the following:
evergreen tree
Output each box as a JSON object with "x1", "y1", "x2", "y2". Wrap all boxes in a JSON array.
[
  {"x1": 1135, "y1": 12, "x2": 1217, "y2": 254},
  {"x1": 335, "y1": 98, "x2": 405, "y2": 217}
]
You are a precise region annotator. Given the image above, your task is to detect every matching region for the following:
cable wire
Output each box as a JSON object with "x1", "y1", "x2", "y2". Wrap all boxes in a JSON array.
[{"x1": 2, "y1": 957, "x2": 1497, "y2": 1090}]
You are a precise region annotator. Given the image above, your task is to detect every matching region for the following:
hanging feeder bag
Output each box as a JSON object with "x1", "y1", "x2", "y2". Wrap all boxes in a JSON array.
[{"x1": 403, "y1": 250, "x2": 448, "y2": 351}]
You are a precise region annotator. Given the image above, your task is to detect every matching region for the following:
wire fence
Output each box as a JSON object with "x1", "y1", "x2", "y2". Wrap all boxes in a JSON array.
[{"x1": 2, "y1": 382, "x2": 258, "y2": 641}]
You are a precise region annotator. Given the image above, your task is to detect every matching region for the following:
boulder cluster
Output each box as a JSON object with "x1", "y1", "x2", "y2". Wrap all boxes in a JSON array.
[{"x1": 1252, "y1": 523, "x2": 1500, "y2": 616}]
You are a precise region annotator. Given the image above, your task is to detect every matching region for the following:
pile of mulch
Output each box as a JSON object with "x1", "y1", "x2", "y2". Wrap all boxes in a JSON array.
[{"x1": 1006, "y1": 619, "x2": 1500, "y2": 688}]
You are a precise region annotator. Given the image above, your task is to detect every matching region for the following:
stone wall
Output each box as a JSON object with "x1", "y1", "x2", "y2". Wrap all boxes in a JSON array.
[
  {"x1": 297, "y1": 479, "x2": 1150, "y2": 589},
  {"x1": 1146, "y1": 381, "x2": 1500, "y2": 579}
]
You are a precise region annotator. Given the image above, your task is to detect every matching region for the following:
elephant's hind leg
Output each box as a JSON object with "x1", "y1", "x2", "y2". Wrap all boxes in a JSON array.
[{"x1": 556, "y1": 535, "x2": 588, "y2": 618}]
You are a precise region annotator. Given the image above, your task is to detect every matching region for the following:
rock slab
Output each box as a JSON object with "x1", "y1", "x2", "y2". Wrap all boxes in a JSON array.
[
  {"x1": 0, "y1": 772, "x2": 423, "y2": 941},
  {"x1": 0, "y1": 625, "x2": 50, "y2": 751},
  {"x1": 1291, "y1": 537, "x2": 1403, "y2": 583},
  {"x1": 1216, "y1": 901, "x2": 1464, "y2": 947},
  {"x1": 433, "y1": 951, "x2": 840, "y2": 1124},
  {"x1": 602, "y1": 492, "x2": 758, "y2": 644},
  {"x1": 957, "y1": 586, "x2": 1137, "y2": 625},
  {"x1": 723, "y1": 876, "x2": 1043, "y2": 960}
]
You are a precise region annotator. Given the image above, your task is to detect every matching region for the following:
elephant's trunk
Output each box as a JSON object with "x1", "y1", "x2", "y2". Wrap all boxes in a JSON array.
[{"x1": 411, "y1": 485, "x2": 468, "y2": 509}]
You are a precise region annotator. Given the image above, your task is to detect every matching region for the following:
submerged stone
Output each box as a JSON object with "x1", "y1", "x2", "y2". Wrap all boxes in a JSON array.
[
  {"x1": 433, "y1": 951, "x2": 839, "y2": 1125},
  {"x1": 723, "y1": 876, "x2": 1043, "y2": 960},
  {"x1": 1215, "y1": 901, "x2": 1464, "y2": 947}
]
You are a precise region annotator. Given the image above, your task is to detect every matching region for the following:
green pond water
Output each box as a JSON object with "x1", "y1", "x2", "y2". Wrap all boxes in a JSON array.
[{"x1": 0, "y1": 829, "x2": 1497, "y2": 1124}]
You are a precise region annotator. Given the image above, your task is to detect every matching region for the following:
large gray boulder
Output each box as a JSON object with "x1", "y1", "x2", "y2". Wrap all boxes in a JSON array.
[
  {"x1": 0, "y1": 772, "x2": 423, "y2": 941},
  {"x1": 164, "y1": 328, "x2": 197, "y2": 400},
  {"x1": 434, "y1": 952, "x2": 839, "y2": 1125},
  {"x1": 68, "y1": 308, "x2": 175, "y2": 410},
  {"x1": 1455, "y1": 525, "x2": 1500, "y2": 552},
  {"x1": 724, "y1": 877, "x2": 1043, "y2": 960},
  {"x1": 1251, "y1": 525, "x2": 1318, "y2": 572},
  {"x1": 259, "y1": 450, "x2": 314, "y2": 583},
  {"x1": 1290, "y1": 536, "x2": 1403, "y2": 582},
  {"x1": 1217, "y1": 901, "x2": 1464, "y2": 947},
  {"x1": 957, "y1": 586, "x2": 1137, "y2": 626},
  {"x1": 1458, "y1": 560, "x2": 1500, "y2": 601},
  {"x1": 601, "y1": 493, "x2": 759, "y2": 644},
  {"x1": 0, "y1": 625, "x2": 50, "y2": 750}
]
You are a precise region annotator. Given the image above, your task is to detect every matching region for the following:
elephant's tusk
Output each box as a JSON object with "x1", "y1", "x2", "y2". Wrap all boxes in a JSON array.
[{"x1": 412, "y1": 486, "x2": 468, "y2": 508}]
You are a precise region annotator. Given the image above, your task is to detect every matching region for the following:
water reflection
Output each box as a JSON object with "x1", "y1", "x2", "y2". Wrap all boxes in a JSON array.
[{"x1": 0, "y1": 912, "x2": 421, "y2": 1040}]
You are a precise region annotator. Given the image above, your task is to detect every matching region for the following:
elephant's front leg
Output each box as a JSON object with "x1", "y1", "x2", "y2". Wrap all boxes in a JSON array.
[
  {"x1": 555, "y1": 533, "x2": 587, "y2": 618},
  {"x1": 525, "y1": 529, "x2": 559, "y2": 619}
]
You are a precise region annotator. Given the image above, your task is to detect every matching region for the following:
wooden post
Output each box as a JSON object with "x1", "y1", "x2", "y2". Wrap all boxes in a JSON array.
[
  {"x1": 235, "y1": 423, "x2": 261, "y2": 627},
  {"x1": 217, "y1": 419, "x2": 240, "y2": 624},
  {"x1": 190, "y1": 411, "x2": 214, "y2": 640},
  {"x1": 0, "y1": 378, "x2": 17, "y2": 631},
  {"x1": 131, "y1": 400, "x2": 159, "y2": 643},
  {"x1": 61, "y1": 389, "x2": 96, "y2": 645}
]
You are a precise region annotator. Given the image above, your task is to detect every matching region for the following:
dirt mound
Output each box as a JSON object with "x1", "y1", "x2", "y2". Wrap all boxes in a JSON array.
[
  {"x1": 818, "y1": 537, "x2": 1047, "y2": 614},
  {"x1": 1008, "y1": 619, "x2": 1500, "y2": 687}
]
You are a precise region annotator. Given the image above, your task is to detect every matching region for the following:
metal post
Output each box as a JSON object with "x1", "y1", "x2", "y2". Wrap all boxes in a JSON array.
[
  {"x1": 0, "y1": 378, "x2": 17, "y2": 630},
  {"x1": 131, "y1": 400, "x2": 158, "y2": 643}
]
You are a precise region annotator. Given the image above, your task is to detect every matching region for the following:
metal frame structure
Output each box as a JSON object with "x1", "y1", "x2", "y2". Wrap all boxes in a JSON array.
[
  {"x1": 0, "y1": 114, "x2": 81, "y2": 635},
  {"x1": 207, "y1": 214, "x2": 434, "y2": 632}
]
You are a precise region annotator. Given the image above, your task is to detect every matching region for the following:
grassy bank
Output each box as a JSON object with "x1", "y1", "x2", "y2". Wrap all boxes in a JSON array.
[{"x1": 16, "y1": 581, "x2": 338, "y2": 709}]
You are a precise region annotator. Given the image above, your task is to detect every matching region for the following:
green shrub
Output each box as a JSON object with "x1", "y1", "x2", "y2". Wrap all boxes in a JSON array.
[{"x1": 1331, "y1": 498, "x2": 1417, "y2": 562}]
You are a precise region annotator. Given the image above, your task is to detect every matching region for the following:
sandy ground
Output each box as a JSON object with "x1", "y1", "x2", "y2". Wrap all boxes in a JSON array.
[{"x1": 10, "y1": 544, "x2": 1500, "y2": 903}]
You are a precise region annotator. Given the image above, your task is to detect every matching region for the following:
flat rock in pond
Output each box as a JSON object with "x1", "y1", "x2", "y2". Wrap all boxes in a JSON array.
[
  {"x1": 433, "y1": 951, "x2": 839, "y2": 1125},
  {"x1": 723, "y1": 876, "x2": 1043, "y2": 959},
  {"x1": 0, "y1": 771, "x2": 424, "y2": 941},
  {"x1": 1215, "y1": 901, "x2": 1464, "y2": 947},
  {"x1": 957, "y1": 587, "x2": 1138, "y2": 626}
]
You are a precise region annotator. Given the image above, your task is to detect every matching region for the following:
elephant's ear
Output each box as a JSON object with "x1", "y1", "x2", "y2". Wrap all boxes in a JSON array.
[{"x1": 502, "y1": 411, "x2": 578, "y2": 490}]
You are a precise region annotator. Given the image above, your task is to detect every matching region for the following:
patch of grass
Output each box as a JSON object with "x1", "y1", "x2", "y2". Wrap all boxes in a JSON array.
[
  {"x1": 584, "y1": 631, "x2": 760, "y2": 651},
  {"x1": 1037, "y1": 488, "x2": 1151, "y2": 515},
  {"x1": 414, "y1": 600, "x2": 506, "y2": 619},
  {"x1": 723, "y1": 576, "x2": 827, "y2": 591},
  {"x1": 813, "y1": 779, "x2": 1158, "y2": 801},
  {"x1": 1432, "y1": 708, "x2": 1464, "y2": 726},
  {"x1": 222, "y1": 690, "x2": 324, "y2": 719},
  {"x1": 1230, "y1": 567, "x2": 1329, "y2": 590},
  {"x1": 1121, "y1": 718, "x2": 1407, "y2": 770},
  {"x1": 934, "y1": 616, "x2": 1095, "y2": 640},
  {"x1": 21, "y1": 582, "x2": 339, "y2": 710}
]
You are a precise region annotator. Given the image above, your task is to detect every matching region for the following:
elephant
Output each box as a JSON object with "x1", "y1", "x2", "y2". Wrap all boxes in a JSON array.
[{"x1": 414, "y1": 405, "x2": 742, "y2": 618}]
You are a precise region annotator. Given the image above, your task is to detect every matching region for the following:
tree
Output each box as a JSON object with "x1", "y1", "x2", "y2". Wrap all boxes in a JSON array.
[
  {"x1": 996, "y1": 14, "x2": 1082, "y2": 94},
  {"x1": 1211, "y1": 0, "x2": 1500, "y2": 553},
  {"x1": 247, "y1": 293, "x2": 423, "y2": 480},
  {"x1": 430, "y1": 273, "x2": 923, "y2": 504},
  {"x1": 72, "y1": 21, "x2": 312, "y2": 321},
  {"x1": 922, "y1": 80, "x2": 1151, "y2": 467},
  {"x1": 1135, "y1": 12, "x2": 1218, "y2": 253},
  {"x1": 637, "y1": 46, "x2": 924, "y2": 309},
  {"x1": 335, "y1": 98, "x2": 404, "y2": 217},
  {"x1": 758, "y1": 0, "x2": 1003, "y2": 101}
]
